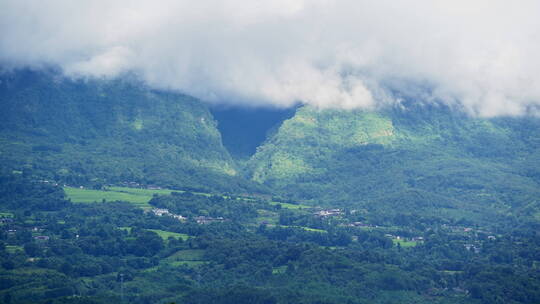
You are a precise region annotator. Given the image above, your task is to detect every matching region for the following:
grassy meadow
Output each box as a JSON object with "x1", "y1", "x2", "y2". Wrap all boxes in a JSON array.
[
  {"x1": 63, "y1": 186, "x2": 174, "y2": 207},
  {"x1": 148, "y1": 229, "x2": 190, "y2": 241},
  {"x1": 392, "y1": 239, "x2": 417, "y2": 248},
  {"x1": 269, "y1": 201, "x2": 310, "y2": 210}
]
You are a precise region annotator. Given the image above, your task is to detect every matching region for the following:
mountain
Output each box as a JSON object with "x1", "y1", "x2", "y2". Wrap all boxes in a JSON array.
[
  {"x1": 246, "y1": 104, "x2": 540, "y2": 224},
  {"x1": 2, "y1": 69, "x2": 539, "y2": 223},
  {"x1": 1, "y1": 71, "x2": 540, "y2": 304},
  {"x1": 0, "y1": 70, "x2": 257, "y2": 193}
]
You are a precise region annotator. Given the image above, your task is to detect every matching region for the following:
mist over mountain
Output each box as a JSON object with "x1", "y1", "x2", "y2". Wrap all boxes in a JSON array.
[{"x1": 2, "y1": 1, "x2": 540, "y2": 115}]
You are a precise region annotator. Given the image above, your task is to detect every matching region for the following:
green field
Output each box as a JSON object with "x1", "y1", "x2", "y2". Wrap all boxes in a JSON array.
[
  {"x1": 6, "y1": 245, "x2": 23, "y2": 253},
  {"x1": 64, "y1": 186, "x2": 225, "y2": 207},
  {"x1": 119, "y1": 227, "x2": 189, "y2": 241},
  {"x1": 167, "y1": 249, "x2": 205, "y2": 261},
  {"x1": 300, "y1": 226, "x2": 327, "y2": 233},
  {"x1": 168, "y1": 261, "x2": 207, "y2": 267},
  {"x1": 0, "y1": 212, "x2": 14, "y2": 218},
  {"x1": 272, "y1": 266, "x2": 287, "y2": 274},
  {"x1": 164, "y1": 249, "x2": 207, "y2": 268},
  {"x1": 65, "y1": 186, "x2": 312, "y2": 213},
  {"x1": 277, "y1": 225, "x2": 327, "y2": 233},
  {"x1": 269, "y1": 201, "x2": 311, "y2": 210},
  {"x1": 148, "y1": 229, "x2": 190, "y2": 241},
  {"x1": 64, "y1": 186, "x2": 175, "y2": 207},
  {"x1": 392, "y1": 239, "x2": 417, "y2": 248},
  {"x1": 107, "y1": 187, "x2": 174, "y2": 196},
  {"x1": 256, "y1": 209, "x2": 279, "y2": 225}
]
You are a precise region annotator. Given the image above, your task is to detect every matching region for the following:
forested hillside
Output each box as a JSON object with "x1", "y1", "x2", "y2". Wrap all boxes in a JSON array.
[
  {"x1": 0, "y1": 70, "x2": 258, "y2": 193},
  {"x1": 247, "y1": 104, "x2": 540, "y2": 224}
]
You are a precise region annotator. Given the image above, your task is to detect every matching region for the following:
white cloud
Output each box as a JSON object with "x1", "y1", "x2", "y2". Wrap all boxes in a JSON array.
[{"x1": 1, "y1": 0, "x2": 539, "y2": 116}]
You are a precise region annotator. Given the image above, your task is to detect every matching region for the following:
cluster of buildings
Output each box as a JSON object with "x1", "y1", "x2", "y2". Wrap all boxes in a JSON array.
[
  {"x1": 314, "y1": 209, "x2": 343, "y2": 217},
  {"x1": 39, "y1": 180, "x2": 60, "y2": 187},
  {"x1": 151, "y1": 208, "x2": 226, "y2": 224},
  {"x1": 464, "y1": 243, "x2": 481, "y2": 253},
  {"x1": 151, "y1": 208, "x2": 187, "y2": 221},
  {"x1": 1, "y1": 218, "x2": 51, "y2": 244},
  {"x1": 384, "y1": 234, "x2": 425, "y2": 243},
  {"x1": 345, "y1": 221, "x2": 374, "y2": 228}
]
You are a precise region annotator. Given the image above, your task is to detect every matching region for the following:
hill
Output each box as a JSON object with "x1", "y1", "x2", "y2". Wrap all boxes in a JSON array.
[
  {"x1": 246, "y1": 104, "x2": 540, "y2": 225},
  {"x1": 0, "y1": 69, "x2": 257, "y2": 193}
]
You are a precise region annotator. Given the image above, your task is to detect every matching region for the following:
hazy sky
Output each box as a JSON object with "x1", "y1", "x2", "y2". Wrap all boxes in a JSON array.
[{"x1": 1, "y1": 0, "x2": 539, "y2": 116}]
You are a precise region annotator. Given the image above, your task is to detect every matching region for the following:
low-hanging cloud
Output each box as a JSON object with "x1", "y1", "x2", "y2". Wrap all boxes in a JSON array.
[{"x1": 1, "y1": 0, "x2": 540, "y2": 116}]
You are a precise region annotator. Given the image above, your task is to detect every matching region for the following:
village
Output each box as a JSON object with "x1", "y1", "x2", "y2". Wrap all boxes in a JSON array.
[
  {"x1": 149, "y1": 208, "x2": 225, "y2": 225},
  {"x1": 25, "y1": 181, "x2": 498, "y2": 252}
]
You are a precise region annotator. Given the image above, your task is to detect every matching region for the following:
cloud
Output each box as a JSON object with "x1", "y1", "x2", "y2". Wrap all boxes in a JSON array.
[{"x1": 1, "y1": 0, "x2": 539, "y2": 116}]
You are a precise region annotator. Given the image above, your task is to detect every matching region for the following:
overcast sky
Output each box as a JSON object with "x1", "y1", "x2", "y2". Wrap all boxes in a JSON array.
[{"x1": 1, "y1": 0, "x2": 539, "y2": 116}]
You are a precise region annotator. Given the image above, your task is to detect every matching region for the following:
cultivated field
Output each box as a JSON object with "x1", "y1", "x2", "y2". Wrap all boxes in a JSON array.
[{"x1": 63, "y1": 186, "x2": 173, "y2": 207}]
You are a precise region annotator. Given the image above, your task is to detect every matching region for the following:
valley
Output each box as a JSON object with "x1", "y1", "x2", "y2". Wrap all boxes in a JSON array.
[{"x1": 0, "y1": 71, "x2": 539, "y2": 304}]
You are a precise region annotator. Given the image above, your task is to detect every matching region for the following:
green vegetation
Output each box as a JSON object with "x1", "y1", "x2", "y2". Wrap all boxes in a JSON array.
[
  {"x1": 1, "y1": 72, "x2": 540, "y2": 304},
  {"x1": 119, "y1": 227, "x2": 188, "y2": 241},
  {"x1": 249, "y1": 107, "x2": 395, "y2": 183},
  {"x1": 5, "y1": 245, "x2": 22, "y2": 253},
  {"x1": 392, "y1": 238, "x2": 417, "y2": 248},
  {"x1": 168, "y1": 260, "x2": 207, "y2": 267},
  {"x1": 1, "y1": 162, "x2": 540, "y2": 304},
  {"x1": 278, "y1": 225, "x2": 327, "y2": 233},
  {"x1": 163, "y1": 249, "x2": 207, "y2": 268},
  {"x1": 108, "y1": 186, "x2": 174, "y2": 196},
  {"x1": 269, "y1": 201, "x2": 310, "y2": 210},
  {"x1": 247, "y1": 105, "x2": 540, "y2": 228},
  {"x1": 0, "y1": 70, "x2": 263, "y2": 194},
  {"x1": 64, "y1": 186, "x2": 153, "y2": 206},
  {"x1": 148, "y1": 229, "x2": 190, "y2": 241},
  {"x1": 272, "y1": 266, "x2": 287, "y2": 274}
]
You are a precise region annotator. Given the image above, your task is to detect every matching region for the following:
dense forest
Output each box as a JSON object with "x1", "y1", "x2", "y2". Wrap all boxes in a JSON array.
[
  {"x1": 0, "y1": 70, "x2": 261, "y2": 194},
  {"x1": 247, "y1": 104, "x2": 540, "y2": 221}
]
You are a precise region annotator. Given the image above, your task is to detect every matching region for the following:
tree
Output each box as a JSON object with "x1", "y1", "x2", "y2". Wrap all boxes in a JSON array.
[{"x1": 24, "y1": 242, "x2": 41, "y2": 257}]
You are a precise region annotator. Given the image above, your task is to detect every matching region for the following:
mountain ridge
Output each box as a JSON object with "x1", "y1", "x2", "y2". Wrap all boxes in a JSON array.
[
  {"x1": 0, "y1": 70, "x2": 259, "y2": 193},
  {"x1": 245, "y1": 104, "x2": 540, "y2": 224},
  {"x1": 1, "y1": 70, "x2": 539, "y2": 224}
]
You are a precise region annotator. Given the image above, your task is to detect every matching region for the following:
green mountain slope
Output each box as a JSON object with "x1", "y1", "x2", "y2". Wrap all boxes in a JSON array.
[
  {"x1": 247, "y1": 104, "x2": 540, "y2": 223},
  {"x1": 0, "y1": 70, "x2": 252, "y2": 192}
]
